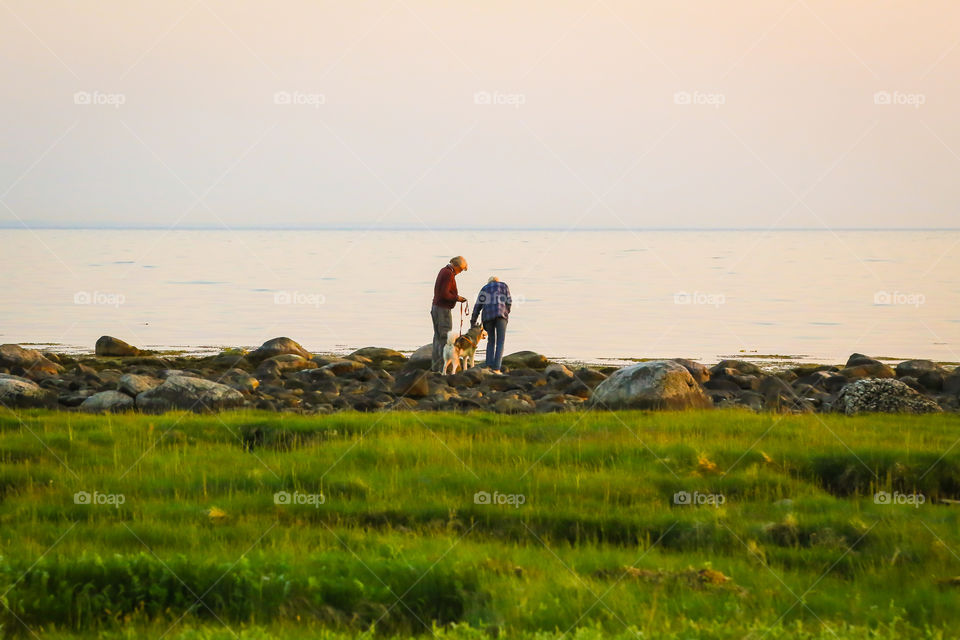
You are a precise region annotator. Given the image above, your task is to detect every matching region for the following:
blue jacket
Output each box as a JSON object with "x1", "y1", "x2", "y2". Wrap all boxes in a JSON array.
[{"x1": 471, "y1": 281, "x2": 512, "y2": 325}]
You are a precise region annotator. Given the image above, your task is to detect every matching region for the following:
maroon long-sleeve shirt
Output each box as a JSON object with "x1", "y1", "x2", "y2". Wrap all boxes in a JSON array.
[{"x1": 432, "y1": 264, "x2": 459, "y2": 309}]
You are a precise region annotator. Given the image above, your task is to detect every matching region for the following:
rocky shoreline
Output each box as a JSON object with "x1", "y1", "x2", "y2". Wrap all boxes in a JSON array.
[{"x1": 1, "y1": 336, "x2": 958, "y2": 415}]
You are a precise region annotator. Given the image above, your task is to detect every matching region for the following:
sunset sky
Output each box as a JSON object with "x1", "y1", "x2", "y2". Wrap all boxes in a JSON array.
[{"x1": 1, "y1": 0, "x2": 958, "y2": 229}]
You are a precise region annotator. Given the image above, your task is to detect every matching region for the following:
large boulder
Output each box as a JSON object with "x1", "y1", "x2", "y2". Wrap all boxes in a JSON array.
[
  {"x1": 896, "y1": 359, "x2": 941, "y2": 378},
  {"x1": 80, "y1": 390, "x2": 135, "y2": 413},
  {"x1": 839, "y1": 363, "x2": 895, "y2": 379},
  {"x1": 349, "y1": 347, "x2": 407, "y2": 362},
  {"x1": 95, "y1": 336, "x2": 141, "y2": 357},
  {"x1": 209, "y1": 348, "x2": 249, "y2": 368},
  {"x1": 393, "y1": 369, "x2": 430, "y2": 398},
  {"x1": 406, "y1": 344, "x2": 434, "y2": 371},
  {"x1": 502, "y1": 351, "x2": 549, "y2": 370},
  {"x1": 589, "y1": 360, "x2": 711, "y2": 410},
  {"x1": 247, "y1": 337, "x2": 312, "y2": 364},
  {"x1": 136, "y1": 375, "x2": 244, "y2": 413},
  {"x1": 118, "y1": 373, "x2": 161, "y2": 397},
  {"x1": 895, "y1": 359, "x2": 946, "y2": 391},
  {"x1": 833, "y1": 378, "x2": 942, "y2": 415},
  {"x1": 672, "y1": 358, "x2": 711, "y2": 384},
  {"x1": 0, "y1": 344, "x2": 64, "y2": 380},
  {"x1": 0, "y1": 374, "x2": 57, "y2": 408},
  {"x1": 709, "y1": 360, "x2": 762, "y2": 377},
  {"x1": 845, "y1": 353, "x2": 882, "y2": 367},
  {"x1": 256, "y1": 354, "x2": 316, "y2": 375}
]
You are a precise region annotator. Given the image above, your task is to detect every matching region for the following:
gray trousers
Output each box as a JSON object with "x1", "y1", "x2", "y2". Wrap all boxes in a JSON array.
[{"x1": 430, "y1": 304, "x2": 452, "y2": 372}]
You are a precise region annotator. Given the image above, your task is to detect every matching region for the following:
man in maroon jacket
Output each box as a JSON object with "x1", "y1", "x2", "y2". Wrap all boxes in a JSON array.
[{"x1": 431, "y1": 256, "x2": 468, "y2": 373}]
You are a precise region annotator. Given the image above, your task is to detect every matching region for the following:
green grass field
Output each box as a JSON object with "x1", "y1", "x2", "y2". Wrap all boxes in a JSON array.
[{"x1": 2, "y1": 408, "x2": 960, "y2": 639}]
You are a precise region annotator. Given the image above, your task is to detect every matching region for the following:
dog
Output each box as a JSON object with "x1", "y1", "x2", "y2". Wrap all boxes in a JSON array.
[{"x1": 442, "y1": 324, "x2": 486, "y2": 374}]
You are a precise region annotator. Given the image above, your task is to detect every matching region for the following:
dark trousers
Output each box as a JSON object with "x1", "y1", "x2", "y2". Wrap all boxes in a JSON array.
[
  {"x1": 430, "y1": 304, "x2": 452, "y2": 372},
  {"x1": 483, "y1": 316, "x2": 508, "y2": 370}
]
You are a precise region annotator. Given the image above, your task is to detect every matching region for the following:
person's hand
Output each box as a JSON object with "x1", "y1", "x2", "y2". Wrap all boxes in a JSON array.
[{"x1": 457, "y1": 296, "x2": 467, "y2": 303}]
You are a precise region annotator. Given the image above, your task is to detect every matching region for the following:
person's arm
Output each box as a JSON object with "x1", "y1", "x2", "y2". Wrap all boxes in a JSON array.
[
  {"x1": 449, "y1": 271, "x2": 465, "y2": 303},
  {"x1": 505, "y1": 284, "x2": 512, "y2": 314},
  {"x1": 471, "y1": 290, "x2": 483, "y2": 325}
]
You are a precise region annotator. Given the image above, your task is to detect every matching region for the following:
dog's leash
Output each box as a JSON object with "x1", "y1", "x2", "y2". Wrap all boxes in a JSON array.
[{"x1": 458, "y1": 300, "x2": 468, "y2": 337}]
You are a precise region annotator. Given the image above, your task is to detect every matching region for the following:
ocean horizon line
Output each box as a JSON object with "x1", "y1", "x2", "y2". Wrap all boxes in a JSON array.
[{"x1": 2, "y1": 225, "x2": 959, "y2": 232}]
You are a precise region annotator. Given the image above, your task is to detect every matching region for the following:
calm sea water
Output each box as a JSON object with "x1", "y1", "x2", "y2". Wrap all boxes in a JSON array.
[{"x1": 1, "y1": 229, "x2": 957, "y2": 365}]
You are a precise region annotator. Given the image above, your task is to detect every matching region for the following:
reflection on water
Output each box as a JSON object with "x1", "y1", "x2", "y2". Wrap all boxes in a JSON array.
[{"x1": 1, "y1": 229, "x2": 957, "y2": 365}]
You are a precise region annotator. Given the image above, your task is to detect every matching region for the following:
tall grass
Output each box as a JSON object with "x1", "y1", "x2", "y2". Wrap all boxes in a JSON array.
[{"x1": 1, "y1": 408, "x2": 959, "y2": 638}]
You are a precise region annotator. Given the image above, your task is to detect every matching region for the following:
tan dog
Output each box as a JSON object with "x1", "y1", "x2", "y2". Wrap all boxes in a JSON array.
[{"x1": 442, "y1": 325, "x2": 486, "y2": 374}]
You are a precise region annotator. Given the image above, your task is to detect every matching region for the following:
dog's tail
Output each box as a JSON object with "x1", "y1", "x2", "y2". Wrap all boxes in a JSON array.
[{"x1": 446, "y1": 330, "x2": 458, "y2": 345}]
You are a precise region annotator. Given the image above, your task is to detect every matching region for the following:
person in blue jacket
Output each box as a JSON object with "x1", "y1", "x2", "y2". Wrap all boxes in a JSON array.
[{"x1": 470, "y1": 276, "x2": 512, "y2": 373}]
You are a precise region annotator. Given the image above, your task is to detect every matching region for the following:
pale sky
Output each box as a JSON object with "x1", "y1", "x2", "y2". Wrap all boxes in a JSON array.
[{"x1": 1, "y1": 0, "x2": 958, "y2": 230}]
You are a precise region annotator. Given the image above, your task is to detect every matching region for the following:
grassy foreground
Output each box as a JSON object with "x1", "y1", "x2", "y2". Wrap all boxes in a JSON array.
[{"x1": 2, "y1": 409, "x2": 960, "y2": 639}]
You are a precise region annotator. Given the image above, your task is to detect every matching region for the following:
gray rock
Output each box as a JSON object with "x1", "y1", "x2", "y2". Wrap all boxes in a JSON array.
[
  {"x1": 589, "y1": 360, "x2": 711, "y2": 410},
  {"x1": 502, "y1": 351, "x2": 549, "y2": 370},
  {"x1": 0, "y1": 373, "x2": 57, "y2": 408},
  {"x1": 544, "y1": 363, "x2": 574, "y2": 379},
  {"x1": 95, "y1": 336, "x2": 141, "y2": 357},
  {"x1": 118, "y1": 373, "x2": 161, "y2": 397},
  {"x1": 393, "y1": 369, "x2": 430, "y2": 398},
  {"x1": 895, "y1": 359, "x2": 941, "y2": 378},
  {"x1": 672, "y1": 358, "x2": 711, "y2": 384},
  {"x1": 845, "y1": 353, "x2": 882, "y2": 367},
  {"x1": 321, "y1": 360, "x2": 366, "y2": 376},
  {"x1": 136, "y1": 375, "x2": 244, "y2": 413},
  {"x1": 839, "y1": 363, "x2": 895, "y2": 379},
  {"x1": 709, "y1": 360, "x2": 762, "y2": 377},
  {"x1": 257, "y1": 354, "x2": 316, "y2": 375},
  {"x1": 833, "y1": 378, "x2": 942, "y2": 415},
  {"x1": 248, "y1": 337, "x2": 312, "y2": 364},
  {"x1": 221, "y1": 369, "x2": 260, "y2": 392},
  {"x1": 349, "y1": 347, "x2": 407, "y2": 362},
  {"x1": 80, "y1": 390, "x2": 135, "y2": 413},
  {"x1": 0, "y1": 344, "x2": 64, "y2": 380}
]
